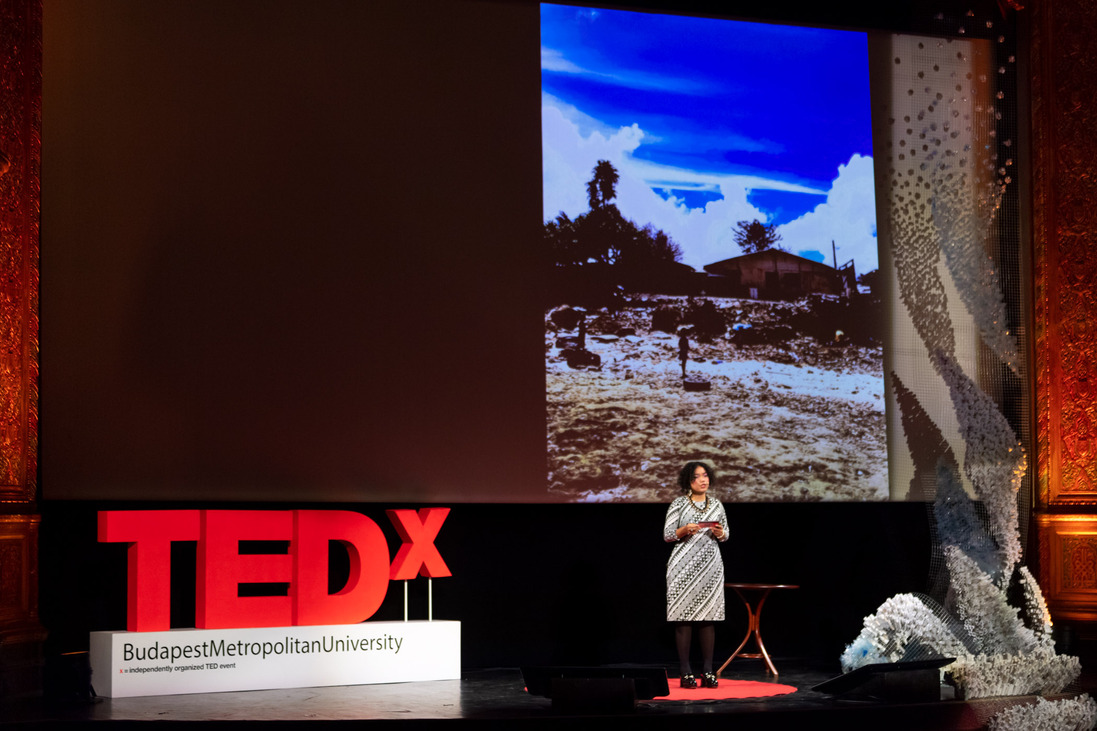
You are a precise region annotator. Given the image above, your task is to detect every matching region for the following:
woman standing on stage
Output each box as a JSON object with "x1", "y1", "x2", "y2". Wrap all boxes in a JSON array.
[{"x1": 663, "y1": 461, "x2": 728, "y2": 689}]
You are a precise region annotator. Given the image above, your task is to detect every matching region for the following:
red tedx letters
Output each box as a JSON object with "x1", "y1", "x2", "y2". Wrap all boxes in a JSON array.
[
  {"x1": 291, "y1": 510, "x2": 392, "y2": 627},
  {"x1": 387, "y1": 508, "x2": 452, "y2": 580},
  {"x1": 98, "y1": 509, "x2": 449, "y2": 632},
  {"x1": 97, "y1": 510, "x2": 201, "y2": 632}
]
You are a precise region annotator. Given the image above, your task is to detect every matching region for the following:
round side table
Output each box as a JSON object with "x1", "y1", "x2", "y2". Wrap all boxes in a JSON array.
[{"x1": 718, "y1": 583, "x2": 798, "y2": 678}]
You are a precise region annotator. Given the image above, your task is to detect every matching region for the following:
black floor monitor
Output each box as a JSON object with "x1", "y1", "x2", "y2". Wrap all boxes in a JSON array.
[
  {"x1": 522, "y1": 666, "x2": 671, "y2": 712},
  {"x1": 813, "y1": 658, "x2": 954, "y2": 702}
]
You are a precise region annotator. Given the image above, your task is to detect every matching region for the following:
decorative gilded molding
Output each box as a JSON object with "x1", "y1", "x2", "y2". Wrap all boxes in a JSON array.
[
  {"x1": 0, "y1": 0, "x2": 40, "y2": 505},
  {"x1": 1035, "y1": 514, "x2": 1097, "y2": 622},
  {"x1": 1063, "y1": 535, "x2": 1097, "y2": 590},
  {"x1": 1031, "y1": 0, "x2": 1097, "y2": 505},
  {"x1": 0, "y1": 514, "x2": 41, "y2": 643}
]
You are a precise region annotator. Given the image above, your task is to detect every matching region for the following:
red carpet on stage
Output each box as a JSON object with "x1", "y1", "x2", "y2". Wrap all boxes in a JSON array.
[{"x1": 655, "y1": 679, "x2": 797, "y2": 701}]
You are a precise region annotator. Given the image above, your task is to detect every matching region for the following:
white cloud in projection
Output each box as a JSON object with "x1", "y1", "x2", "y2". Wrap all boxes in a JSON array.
[{"x1": 541, "y1": 3, "x2": 879, "y2": 274}]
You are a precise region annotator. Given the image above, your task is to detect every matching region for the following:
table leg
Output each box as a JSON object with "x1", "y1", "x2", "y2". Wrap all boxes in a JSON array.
[
  {"x1": 717, "y1": 587, "x2": 779, "y2": 677},
  {"x1": 755, "y1": 626, "x2": 778, "y2": 677},
  {"x1": 717, "y1": 622, "x2": 753, "y2": 676}
]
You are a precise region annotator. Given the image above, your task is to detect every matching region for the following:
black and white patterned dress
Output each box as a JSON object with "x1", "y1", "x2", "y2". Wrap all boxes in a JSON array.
[{"x1": 663, "y1": 495, "x2": 729, "y2": 622}]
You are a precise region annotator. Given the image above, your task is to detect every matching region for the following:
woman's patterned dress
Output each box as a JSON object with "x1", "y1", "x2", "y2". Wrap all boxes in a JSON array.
[{"x1": 663, "y1": 495, "x2": 729, "y2": 621}]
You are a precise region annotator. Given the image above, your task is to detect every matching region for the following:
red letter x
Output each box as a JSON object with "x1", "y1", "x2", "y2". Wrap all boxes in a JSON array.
[{"x1": 386, "y1": 508, "x2": 451, "y2": 580}]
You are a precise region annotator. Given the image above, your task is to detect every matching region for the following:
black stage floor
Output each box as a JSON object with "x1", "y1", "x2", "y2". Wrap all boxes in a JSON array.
[{"x1": 5, "y1": 659, "x2": 1095, "y2": 730}]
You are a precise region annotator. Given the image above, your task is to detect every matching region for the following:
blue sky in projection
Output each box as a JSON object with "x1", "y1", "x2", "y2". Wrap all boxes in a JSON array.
[{"x1": 541, "y1": 4, "x2": 879, "y2": 272}]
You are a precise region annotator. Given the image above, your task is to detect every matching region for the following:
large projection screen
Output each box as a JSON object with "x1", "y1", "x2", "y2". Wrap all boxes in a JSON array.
[
  {"x1": 539, "y1": 4, "x2": 1027, "y2": 506},
  {"x1": 41, "y1": 0, "x2": 1027, "y2": 504},
  {"x1": 541, "y1": 5, "x2": 887, "y2": 501}
]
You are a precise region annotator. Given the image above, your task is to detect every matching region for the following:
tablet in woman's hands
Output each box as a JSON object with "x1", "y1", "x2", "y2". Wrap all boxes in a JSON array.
[{"x1": 698, "y1": 521, "x2": 719, "y2": 529}]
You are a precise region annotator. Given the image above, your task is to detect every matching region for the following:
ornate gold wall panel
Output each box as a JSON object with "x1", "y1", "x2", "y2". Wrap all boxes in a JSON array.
[
  {"x1": 1032, "y1": 0, "x2": 1097, "y2": 506},
  {"x1": 1030, "y1": 0, "x2": 1097, "y2": 628},
  {"x1": 0, "y1": 0, "x2": 40, "y2": 505},
  {"x1": 0, "y1": 0, "x2": 43, "y2": 697}
]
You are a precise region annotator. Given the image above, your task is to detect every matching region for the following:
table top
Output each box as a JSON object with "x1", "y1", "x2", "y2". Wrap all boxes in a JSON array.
[{"x1": 725, "y1": 583, "x2": 799, "y2": 590}]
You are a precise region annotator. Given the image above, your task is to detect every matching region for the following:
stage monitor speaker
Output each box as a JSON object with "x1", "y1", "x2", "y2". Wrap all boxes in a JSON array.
[
  {"x1": 43, "y1": 650, "x2": 95, "y2": 703},
  {"x1": 521, "y1": 666, "x2": 670, "y2": 713},
  {"x1": 812, "y1": 658, "x2": 954, "y2": 702}
]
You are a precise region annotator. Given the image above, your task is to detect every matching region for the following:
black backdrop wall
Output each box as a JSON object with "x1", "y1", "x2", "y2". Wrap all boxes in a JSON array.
[{"x1": 39, "y1": 501, "x2": 931, "y2": 669}]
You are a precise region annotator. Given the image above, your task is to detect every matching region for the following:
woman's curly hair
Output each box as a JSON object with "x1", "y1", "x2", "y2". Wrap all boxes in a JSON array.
[{"x1": 678, "y1": 461, "x2": 716, "y2": 492}]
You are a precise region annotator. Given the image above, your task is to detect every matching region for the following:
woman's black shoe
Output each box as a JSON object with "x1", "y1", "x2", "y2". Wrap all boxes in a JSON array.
[
  {"x1": 702, "y1": 672, "x2": 719, "y2": 688},
  {"x1": 679, "y1": 674, "x2": 698, "y2": 689}
]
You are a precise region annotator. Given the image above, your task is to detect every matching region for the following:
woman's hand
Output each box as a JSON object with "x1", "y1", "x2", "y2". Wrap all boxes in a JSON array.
[
  {"x1": 677, "y1": 523, "x2": 700, "y2": 539},
  {"x1": 711, "y1": 524, "x2": 725, "y2": 540}
]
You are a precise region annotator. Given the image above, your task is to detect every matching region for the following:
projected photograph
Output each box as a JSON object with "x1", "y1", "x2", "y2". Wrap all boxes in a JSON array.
[{"x1": 542, "y1": 5, "x2": 886, "y2": 502}]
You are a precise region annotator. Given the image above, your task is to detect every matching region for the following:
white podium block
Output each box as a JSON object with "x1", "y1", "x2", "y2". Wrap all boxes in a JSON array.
[{"x1": 89, "y1": 620, "x2": 460, "y2": 698}]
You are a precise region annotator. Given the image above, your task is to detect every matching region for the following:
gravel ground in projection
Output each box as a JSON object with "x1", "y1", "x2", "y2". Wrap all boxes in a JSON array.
[{"x1": 547, "y1": 295, "x2": 887, "y2": 502}]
